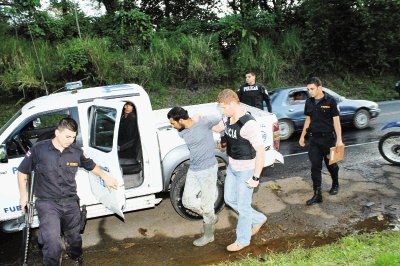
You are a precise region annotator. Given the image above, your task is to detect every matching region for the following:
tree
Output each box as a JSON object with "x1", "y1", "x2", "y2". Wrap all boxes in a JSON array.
[
  {"x1": 140, "y1": 0, "x2": 221, "y2": 28},
  {"x1": 91, "y1": 0, "x2": 120, "y2": 15}
]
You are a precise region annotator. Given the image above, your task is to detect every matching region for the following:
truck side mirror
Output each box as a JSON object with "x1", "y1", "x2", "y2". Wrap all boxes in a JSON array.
[{"x1": 0, "y1": 144, "x2": 8, "y2": 163}]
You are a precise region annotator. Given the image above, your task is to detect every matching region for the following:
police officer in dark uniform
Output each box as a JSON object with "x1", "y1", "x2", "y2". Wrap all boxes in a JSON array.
[
  {"x1": 299, "y1": 77, "x2": 344, "y2": 206},
  {"x1": 18, "y1": 118, "x2": 118, "y2": 266},
  {"x1": 237, "y1": 71, "x2": 272, "y2": 112}
]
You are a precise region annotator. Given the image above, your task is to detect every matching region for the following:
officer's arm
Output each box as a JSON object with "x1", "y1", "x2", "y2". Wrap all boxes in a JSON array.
[
  {"x1": 264, "y1": 96, "x2": 272, "y2": 112},
  {"x1": 299, "y1": 116, "x2": 311, "y2": 147},
  {"x1": 333, "y1": 116, "x2": 344, "y2": 147},
  {"x1": 254, "y1": 144, "x2": 265, "y2": 178},
  {"x1": 18, "y1": 172, "x2": 29, "y2": 212},
  {"x1": 91, "y1": 165, "x2": 118, "y2": 190},
  {"x1": 261, "y1": 88, "x2": 272, "y2": 112},
  {"x1": 212, "y1": 119, "x2": 225, "y2": 133},
  {"x1": 246, "y1": 144, "x2": 265, "y2": 188}
]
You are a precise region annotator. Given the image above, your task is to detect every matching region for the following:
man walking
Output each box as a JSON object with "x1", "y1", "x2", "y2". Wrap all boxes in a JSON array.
[
  {"x1": 18, "y1": 118, "x2": 118, "y2": 265},
  {"x1": 237, "y1": 71, "x2": 272, "y2": 112},
  {"x1": 213, "y1": 89, "x2": 267, "y2": 252},
  {"x1": 299, "y1": 77, "x2": 344, "y2": 205},
  {"x1": 167, "y1": 107, "x2": 220, "y2": 246}
]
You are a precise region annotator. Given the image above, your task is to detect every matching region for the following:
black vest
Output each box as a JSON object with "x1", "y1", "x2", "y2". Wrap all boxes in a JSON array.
[
  {"x1": 239, "y1": 84, "x2": 265, "y2": 109},
  {"x1": 225, "y1": 114, "x2": 256, "y2": 160}
]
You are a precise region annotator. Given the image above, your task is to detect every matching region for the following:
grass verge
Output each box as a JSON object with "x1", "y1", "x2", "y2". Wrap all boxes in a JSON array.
[{"x1": 216, "y1": 230, "x2": 400, "y2": 266}]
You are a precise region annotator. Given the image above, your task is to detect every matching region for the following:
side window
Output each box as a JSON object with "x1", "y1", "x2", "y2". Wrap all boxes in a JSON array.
[
  {"x1": 89, "y1": 107, "x2": 117, "y2": 152},
  {"x1": 7, "y1": 110, "x2": 70, "y2": 158},
  {"x1": 288, "y1": 91, "x2": 308, "y2": 105}
]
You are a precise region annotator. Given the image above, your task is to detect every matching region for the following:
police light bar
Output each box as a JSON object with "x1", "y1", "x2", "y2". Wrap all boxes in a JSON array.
[{"x1": 64, "y1": 81, "x2": 83, "y2": 90}]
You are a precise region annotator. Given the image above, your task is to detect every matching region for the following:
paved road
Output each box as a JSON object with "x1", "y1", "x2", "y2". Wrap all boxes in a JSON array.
[{"x1": 266, "y1": 100, "x2": 400, "y2": 180}]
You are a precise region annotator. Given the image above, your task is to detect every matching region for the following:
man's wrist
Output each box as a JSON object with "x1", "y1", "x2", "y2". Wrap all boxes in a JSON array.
[{"x1": 252, "y1": 176, "x2": 260, "y2": 181}]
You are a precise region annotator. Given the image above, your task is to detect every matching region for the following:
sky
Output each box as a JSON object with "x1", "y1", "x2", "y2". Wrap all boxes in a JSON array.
[
  {"x1": 41, "y1": 0, "x2": 106, "y2": 17},
  {"x1": 40, "y1": 0, "x2": 231, "y2": 17}
]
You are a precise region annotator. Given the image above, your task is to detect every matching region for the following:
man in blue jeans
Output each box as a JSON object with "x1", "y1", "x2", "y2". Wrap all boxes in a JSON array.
[
  {"x1": 168, "y1": 107, "x2": 220, "y2": 247},
  {"x1": 213, "y1": 89, "x2": 267, "y2": 252}
]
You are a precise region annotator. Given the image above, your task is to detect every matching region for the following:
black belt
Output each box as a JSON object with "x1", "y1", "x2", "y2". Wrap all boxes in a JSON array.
[
  {"x1": 36, "y1": 195, "x2": 77, "y2": 203},
  {"x1": 308, "y1": 131, "x2": 335, "y2": 137}
]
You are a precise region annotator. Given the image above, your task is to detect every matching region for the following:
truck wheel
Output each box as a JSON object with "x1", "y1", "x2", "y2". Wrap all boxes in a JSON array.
[
  {"x1": 170, "y1": 158, "x2": 226, "y2": 221},
  {"x1": 278, "y1": 119, "x2": 294, "y2": 140}
]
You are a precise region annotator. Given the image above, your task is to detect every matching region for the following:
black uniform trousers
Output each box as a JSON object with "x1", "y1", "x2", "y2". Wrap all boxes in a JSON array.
[
  {"x1": 36, "y1": 198, "x2": 82, "y2": 266},
  {"x1": 308, "y1": 133, "x2": 339, "y2": 189}
]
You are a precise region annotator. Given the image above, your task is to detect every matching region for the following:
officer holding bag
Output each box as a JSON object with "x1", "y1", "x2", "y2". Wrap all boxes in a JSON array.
[{"x1": 299, "y1": 77, "x2": 344, "y2": 206}]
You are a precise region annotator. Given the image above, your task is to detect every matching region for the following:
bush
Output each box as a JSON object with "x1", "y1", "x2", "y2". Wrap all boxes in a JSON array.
[{"x1": 57, "y1": 38, "x2": 90, "y2": 80}]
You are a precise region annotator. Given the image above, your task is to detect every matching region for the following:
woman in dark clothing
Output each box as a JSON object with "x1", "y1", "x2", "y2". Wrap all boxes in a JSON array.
[{"x1": 118, "y1": 102, "x2": 139, "y2": 159}]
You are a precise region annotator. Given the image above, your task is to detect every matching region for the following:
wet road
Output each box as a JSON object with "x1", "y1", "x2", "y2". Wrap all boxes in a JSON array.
[
  {"x1": 0, "y1": 100, "x2": 399, "y2": 265},
  {"x1": 266, "y1": 100, "x2": 400, "y2": 179},
  {"x1": 279, "y1": 100, "x2": 400, "y2": 156}
]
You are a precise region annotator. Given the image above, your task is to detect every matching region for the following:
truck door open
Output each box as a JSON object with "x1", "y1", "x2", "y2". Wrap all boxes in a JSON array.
[{"x1": 86, "y1": 100, "x2": 126, "y2": 219}]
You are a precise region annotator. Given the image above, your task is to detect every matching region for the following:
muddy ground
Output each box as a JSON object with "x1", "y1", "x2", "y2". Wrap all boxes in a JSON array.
[{"x1": 1, "y1": 143, "x2": 400, "y2": 265}]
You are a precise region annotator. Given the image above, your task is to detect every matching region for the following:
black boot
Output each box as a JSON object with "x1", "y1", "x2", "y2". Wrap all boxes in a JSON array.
[
  {"x1": 329, "y1": 183, "x2": 339, "y2": 195},
  {"x1": 329, "y1": 176, "x2": 339, "y2": 195},
  {"x1": 306, "y1": 188, "x2": 323, "y2": 206}
]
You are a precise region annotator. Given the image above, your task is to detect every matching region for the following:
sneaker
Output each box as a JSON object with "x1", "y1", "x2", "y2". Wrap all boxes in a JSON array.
[
  {"x1": 226, "y1": 242, "x2": 249, "y2": 252},
  {"x1": 251, "y1": 218, "x2": 267, "y2": 236}
]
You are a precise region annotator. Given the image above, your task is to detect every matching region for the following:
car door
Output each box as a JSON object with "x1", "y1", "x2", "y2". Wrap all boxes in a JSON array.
[{"x1": 86, "y1": 100, "x2": 126, "y2": 219}]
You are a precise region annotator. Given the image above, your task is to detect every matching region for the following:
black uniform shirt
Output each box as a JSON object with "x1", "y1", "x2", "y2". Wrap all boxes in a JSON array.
[
  {"x1": 304, "y1": 92, "x2": 340, "y2": 133},
  {"x1": 237, "y1": 83, "x2": 272, "y2": 112},
  {"x1": 18, "y1": 139, "x2": 96, "y2": 199}
]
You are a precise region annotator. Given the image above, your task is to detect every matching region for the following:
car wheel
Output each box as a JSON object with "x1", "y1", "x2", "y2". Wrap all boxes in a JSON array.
[
  {"x1": 278, "y1": 119, "x2": 294, "y2": 140},
  {"x1": 169, "y1": 158, "x2": 226, "y2": 221},
  {"x1": 353, "y1": 109, "x2": 371, "y2": 129}
]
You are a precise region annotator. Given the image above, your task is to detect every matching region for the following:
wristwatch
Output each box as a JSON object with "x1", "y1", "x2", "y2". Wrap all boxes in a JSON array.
[{"x1": 252, "y1": 176, "x2": 260, "y2": 181}]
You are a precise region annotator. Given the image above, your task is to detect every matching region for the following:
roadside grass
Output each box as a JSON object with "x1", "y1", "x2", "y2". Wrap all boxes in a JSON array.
[
  {"x1": 0, "y1": 74, "x2": 398, "y2": 126},
  {"x1": 324, "y1": 75, "x2": 398, "y2": 101},
  {"x1": 217, "y1": 230, "x2": 400, "y2": 266}
]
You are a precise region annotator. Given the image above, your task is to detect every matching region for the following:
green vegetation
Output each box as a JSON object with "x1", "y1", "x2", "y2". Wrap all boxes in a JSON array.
[
  {"x1": 217, "y1": 230, "x2": 400, "y2": 266},
  {"x1": 0, "y1": 0, "x2": 399, "y2": 106}
]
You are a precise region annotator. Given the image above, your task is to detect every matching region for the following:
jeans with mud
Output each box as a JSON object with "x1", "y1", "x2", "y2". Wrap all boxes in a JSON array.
[
  {"x1": 224, "y1": 166, "x2": 267, "y2": 246},
  {"x1": 308, "y1": 135, "x2": 339, "y2": 189},
  {"x1": 36, "y1": 199, "x2": 82, "y2": 266},
  {"x1": 182, "y1": 163, "x2": 218, "y2": 224}
]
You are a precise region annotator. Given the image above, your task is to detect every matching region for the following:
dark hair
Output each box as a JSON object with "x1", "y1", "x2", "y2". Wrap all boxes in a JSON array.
[
  {"x1": 167, "y1": 107, "x2": 189, "y2": 122},
  {"x1": 306, "y1": 77, "x2": 322, "y2": 87},
  {"x1": 58, "y1": 117, "x2": 78, "y2": 132},
  {"x1": 124, "y1": 101, "x2": 134, "y2": 107},
  {"x1": 245, "y1": 71, "x2": 256, "y2": 76}
]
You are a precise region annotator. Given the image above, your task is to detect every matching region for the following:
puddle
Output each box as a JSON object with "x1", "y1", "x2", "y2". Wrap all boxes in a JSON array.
[{"x1": 0, "y1": 216, "x2": 391, "y2": 266}]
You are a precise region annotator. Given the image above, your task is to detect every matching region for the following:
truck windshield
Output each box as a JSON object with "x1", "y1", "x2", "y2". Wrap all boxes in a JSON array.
[{"x1": 0, "y1": 109, "x2": 22, "y2": 136}]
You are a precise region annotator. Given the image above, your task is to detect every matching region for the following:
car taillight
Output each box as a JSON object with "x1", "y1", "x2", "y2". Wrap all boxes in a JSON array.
[{"x1": 273, "y1": 122, "x2": 280, "y2": 151}]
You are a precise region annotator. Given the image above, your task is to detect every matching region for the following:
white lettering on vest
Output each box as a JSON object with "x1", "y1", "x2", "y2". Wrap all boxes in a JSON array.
[
  {"x1": 226, "y1": 128, "x2": 237, "y2": 139},
  {"x1": 243, "y1": 85, "x2": 259, "y2": 92}
]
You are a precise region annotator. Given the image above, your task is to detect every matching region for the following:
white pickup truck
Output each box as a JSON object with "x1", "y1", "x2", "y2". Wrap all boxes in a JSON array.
[{"x1": 0, "y1": 84, "x2": 283, "y2": 233}]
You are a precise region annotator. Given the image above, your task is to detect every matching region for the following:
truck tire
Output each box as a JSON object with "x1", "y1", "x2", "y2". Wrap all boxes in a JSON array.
[
  {"x1": 278, "y1": 119, "x2": 294, "y2": 140},
  {"x1": 170, "y1": 157, "x2": 226, "y2": 221}
]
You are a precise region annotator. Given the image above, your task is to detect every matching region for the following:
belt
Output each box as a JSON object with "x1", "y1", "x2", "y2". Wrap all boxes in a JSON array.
[
  {"x1": 36, "y1": 195, "x2": 77, "y2": 203},
  {"x1": 308, "y1": 131, "x2": 334, "y2": 137}
]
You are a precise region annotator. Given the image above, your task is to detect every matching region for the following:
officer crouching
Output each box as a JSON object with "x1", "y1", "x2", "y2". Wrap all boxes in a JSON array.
[
  {"x1": 299, "y1": 77, "x2": 344, "y2": 205},
  {"x1": 17, "y1": 118, "x2": 118, "y2": 265}
]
